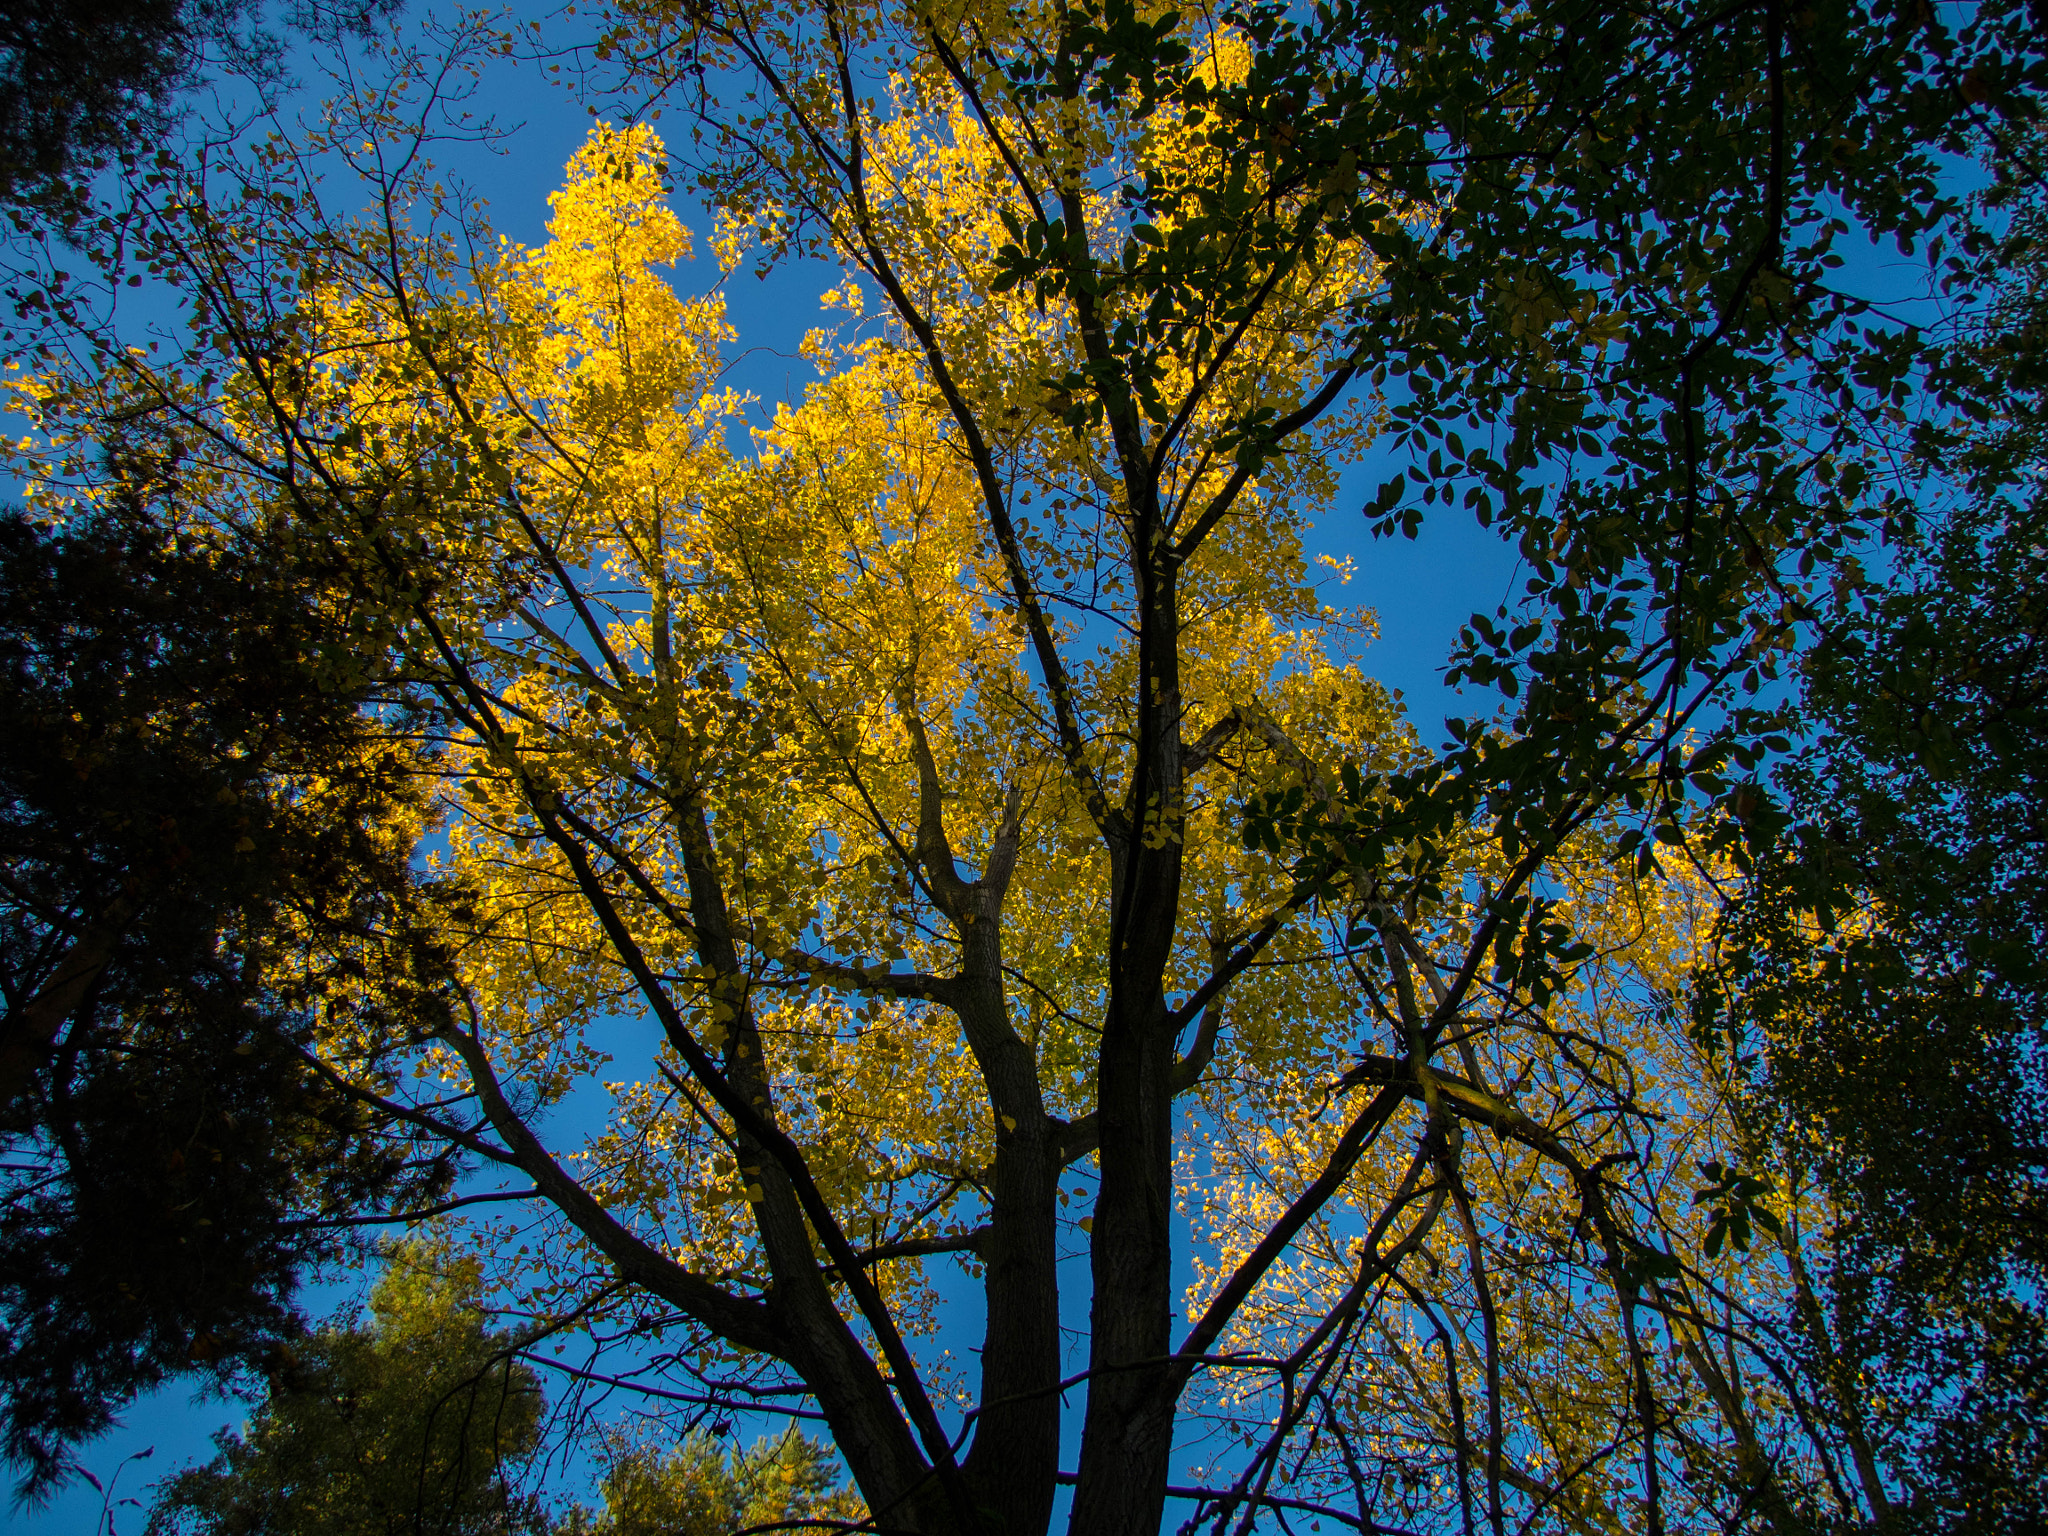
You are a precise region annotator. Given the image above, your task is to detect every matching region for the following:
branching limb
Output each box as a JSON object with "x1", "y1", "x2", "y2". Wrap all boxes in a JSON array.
[{"x1": 436, "y1": 1022, "x2": 785, "y2": 1354}]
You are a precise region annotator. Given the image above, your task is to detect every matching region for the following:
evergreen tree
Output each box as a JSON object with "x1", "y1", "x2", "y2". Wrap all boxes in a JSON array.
[
  {"x1": 0, "y1": 499, "x2": 459, "y2": 1499},
  {"x1": 0, "y1": 0, "x2": 401, "y2": 210},
  {"x1": 146, "y1": 1240, "x2": 548, "y2": 1536}
]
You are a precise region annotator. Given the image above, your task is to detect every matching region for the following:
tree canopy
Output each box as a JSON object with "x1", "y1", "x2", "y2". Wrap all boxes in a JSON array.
[
  {"x1": 3, "y1": 0, "x2": 2042, "y2": 1532},
  {"x1": 0, "y1": 499, "x2": 458, "y2": 1499},
  {"x1": 145, "y1": 1239, "x2": 550, "y2": 1536},
  {"x1": 1698, "y1": 117, "x2": 2048, "y2": 1532}
]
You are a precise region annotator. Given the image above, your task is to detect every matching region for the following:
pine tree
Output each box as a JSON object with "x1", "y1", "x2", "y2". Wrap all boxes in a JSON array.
[{"x1": 146, "y1": 1240, "x2": 549, "y2": 1536}]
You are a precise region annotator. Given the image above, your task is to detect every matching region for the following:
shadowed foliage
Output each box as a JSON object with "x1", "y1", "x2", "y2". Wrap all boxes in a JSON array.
[
  {"x1": 1701, "y1": 122, "x2": 2048, "y2": 1535},
  {"x1": 144, "y1": 1239, "x2": 548, "y2": 1536},
  {"x1": 0, "y1": 501, "x2": 458, "y2": 1500}
]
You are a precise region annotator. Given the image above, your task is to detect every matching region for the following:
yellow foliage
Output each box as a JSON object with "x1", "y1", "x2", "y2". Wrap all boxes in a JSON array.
[{"x1": 0, "y1": 13, "x2": 1838, "y2": 1525}]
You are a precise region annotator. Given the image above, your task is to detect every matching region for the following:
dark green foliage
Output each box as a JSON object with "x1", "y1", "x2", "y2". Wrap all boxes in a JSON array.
[
  {"x1": 145, "y1": 1239, "x2": 549, "y2": 1536},
  {"x1": 569, "y1": 1430, "x2": 863, "y2": 1536},
  {"x1": 0, "y1": 501, "x2": 458, "y2": 1501},
  {"x1": 1701, "y1": 122, "x2": 2048, "y2": 1534},
  {"x1": 1077, "y1": 0, "x2": 2048, "y2": 996},
  {"x1": 0, "y1": 0, "x2": 224, "y2": 201},
  {"x1": 0, "y1": 0, "x2": 403, "y2": 215},
  {"x1": 1707, "y1": 503, "x2": 2048, "y2": 1531}
]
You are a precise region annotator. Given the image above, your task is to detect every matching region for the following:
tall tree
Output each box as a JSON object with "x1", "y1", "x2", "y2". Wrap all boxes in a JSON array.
[
  {"x1": 0, "y1": 499, "x2": 459, "y2": 1499},
  {"x1": 6, "y1": 0, "x2": 2038, "y2": 1532},
  {"x1": 1699, "y1": 120, "x2": 2048, "y2": 1533}
]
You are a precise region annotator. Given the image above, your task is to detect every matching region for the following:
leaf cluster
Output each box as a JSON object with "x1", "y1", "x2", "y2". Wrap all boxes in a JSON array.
[
  {"x1": 145, "y1": 1238, "x2": 551, "y2": 1536},
  {"x1": 0, "y1": 498, "x2": 461, "y2": 1500}
]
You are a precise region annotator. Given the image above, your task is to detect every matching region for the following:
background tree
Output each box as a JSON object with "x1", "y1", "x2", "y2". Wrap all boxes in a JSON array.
[
  {"x1": 144, "y1": 1235, "x2": 861, "y2": 1536},
  {"x1": 145, "y1": 1237, "x2": 549, "y2": 1536},
  {"x1": 1699, "y1": 121, "x2": 2048, "y2": 1533},
  {"x1": 4, "y1": 1, "x2": 2040, "y2": 1533},
  {"x1": 568, "y1": 1430, "x2": 862, "y2": 1536},
  {"x1": 0, "y1": 497, "x2": 460, "y2": 1499}
]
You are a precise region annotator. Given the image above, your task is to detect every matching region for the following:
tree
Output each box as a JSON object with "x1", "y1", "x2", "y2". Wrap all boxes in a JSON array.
[
  {"x1": 146, "y1": 1238, "x2": 549, "y2": 1536},
  {"x1": 0, "y1": 0, "x2": 403, "y2": 211},
  {"x1": 569, "y1": 1430, "x2": 862, "y2": 1536},
  {"x1": 9, "y1": 0, "x2": 2041, "y2": 1532},
  {"x1": 0, "y1": 498, "x2": 460, "y2": 1499},
  {"x1": 1699, "y1": 121, "x2": 2048, "y2": 1533},
  {"x1": 0, "y1": 0, "x2": 234, "y2": 205}
]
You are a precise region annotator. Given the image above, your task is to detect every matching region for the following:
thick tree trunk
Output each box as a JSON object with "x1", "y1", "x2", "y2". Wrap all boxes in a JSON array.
[
  {"x1": 1068, "y1": 562, "x2": 1185, "y2": 1536},
  {"x1": 1066, "y1": 990, "x2": 1177, "y2": 1536},
  {"x1": 959, "y1": 924, "x2": 1063, "y2": 1534}
]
